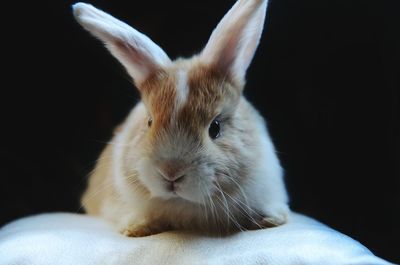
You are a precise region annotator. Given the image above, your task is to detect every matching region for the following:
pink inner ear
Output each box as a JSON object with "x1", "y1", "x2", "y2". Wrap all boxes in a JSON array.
[
  {"x1": 200, "y1": 0, "x2": 267, "y2": 84},
  {"x1": 114, "y1": 40, "x2": 149, "y2": 68},
  {"x1": 212, "y1": 34, "x2": 242, "y2": 77},
  {"x1": 110, "y1": 40, "x2": 160, "y2": 87},
  {"x1": 74, "y1": 3, "x2": 171, "y2": 87}
]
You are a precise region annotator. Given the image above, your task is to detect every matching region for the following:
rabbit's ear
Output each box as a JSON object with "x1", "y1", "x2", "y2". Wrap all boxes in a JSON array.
[
  {"x1": 73, "y1": 3, "x2": 171, "y2": 86},
  {"x1": 200, "y1": 0, "x2": 267, "y2": 86}
]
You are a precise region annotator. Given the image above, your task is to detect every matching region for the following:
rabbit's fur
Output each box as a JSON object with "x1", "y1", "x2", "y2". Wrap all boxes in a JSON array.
[{"x1": 74, "y1": 0, "x2": 289, "y2": 237}]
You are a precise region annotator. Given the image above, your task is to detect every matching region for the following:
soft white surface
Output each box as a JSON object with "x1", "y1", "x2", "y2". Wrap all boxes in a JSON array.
[{"x1": 0, "y1": 212, "x2": 392, "y2": 265}]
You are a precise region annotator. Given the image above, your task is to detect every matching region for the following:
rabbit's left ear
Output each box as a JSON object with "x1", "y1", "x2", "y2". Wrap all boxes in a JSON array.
[
  {"x1": 200, "y1": 0, "x2": 268, "y2": 86},
  {"x1": 73, "y1": 3, "x2": 171, "y2": 87}
]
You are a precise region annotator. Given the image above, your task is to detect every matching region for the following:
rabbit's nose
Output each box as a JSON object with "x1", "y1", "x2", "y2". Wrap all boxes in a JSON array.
[{"x1": 158, "y1": 162, "x2": 185, "y2": 182}]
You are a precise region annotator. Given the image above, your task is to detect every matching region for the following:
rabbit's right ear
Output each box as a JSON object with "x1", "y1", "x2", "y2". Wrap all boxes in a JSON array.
[
  {"x1": 73, "y1": 3, "x2": 171, "y2": 87},
  {"x1": 200, "y1": 0, "x2": 267, "y2": 87}
]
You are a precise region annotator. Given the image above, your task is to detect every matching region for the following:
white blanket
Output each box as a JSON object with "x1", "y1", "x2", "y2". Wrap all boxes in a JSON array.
[{"x1": 0, "y1": 212, "x2": 392, "y2": 265}]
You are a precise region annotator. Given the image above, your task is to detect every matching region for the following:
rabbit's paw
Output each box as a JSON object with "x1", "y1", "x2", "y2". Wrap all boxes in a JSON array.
[
  {"x1": 249, "y1": 204, "x2": 289, "y2": 229},
  {"x1": 119, "y1": 222, "x2": 169, "y2": 237}
]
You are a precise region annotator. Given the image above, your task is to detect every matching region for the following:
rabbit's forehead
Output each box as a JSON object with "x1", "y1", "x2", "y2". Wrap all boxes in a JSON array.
[{"x1": 141, "y1": 65, "x2": 231, "y2": 132}]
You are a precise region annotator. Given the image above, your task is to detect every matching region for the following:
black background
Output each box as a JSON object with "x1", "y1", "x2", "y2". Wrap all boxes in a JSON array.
[{"x1": 1, "y1": 0, "x2": 398, "y2": 263}]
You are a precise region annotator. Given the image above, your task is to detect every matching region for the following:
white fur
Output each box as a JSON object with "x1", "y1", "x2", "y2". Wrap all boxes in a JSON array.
[
  {"x1": 112, "y1": 103, "x2": 147, "y2": 204},
  {"x1": 175, "y1": 70, "x2": 189, "y2": 110}
]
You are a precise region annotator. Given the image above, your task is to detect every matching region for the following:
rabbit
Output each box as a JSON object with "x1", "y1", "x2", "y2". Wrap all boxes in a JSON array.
[{"x1": 73, "y1": 0, "x2": 289, "y2": 237}]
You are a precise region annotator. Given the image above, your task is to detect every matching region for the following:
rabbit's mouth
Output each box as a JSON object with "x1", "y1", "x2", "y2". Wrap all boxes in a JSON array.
[{"x1": 164, "y1": 178, "x2": 183, "y2": 194}]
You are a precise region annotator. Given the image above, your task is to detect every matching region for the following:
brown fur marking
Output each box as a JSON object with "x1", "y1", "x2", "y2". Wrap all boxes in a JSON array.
[{"x1": 138, "y1": 61, "x2": 241, "y2": 145}]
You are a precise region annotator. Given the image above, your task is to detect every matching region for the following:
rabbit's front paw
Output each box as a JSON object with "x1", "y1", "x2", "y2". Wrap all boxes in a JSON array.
[
  {"x1": 119, "y1": 222, "x2": 170, "y2": 237},
  {"x1": 249, "y1": 204, "x2": 289, "y2": 229}
]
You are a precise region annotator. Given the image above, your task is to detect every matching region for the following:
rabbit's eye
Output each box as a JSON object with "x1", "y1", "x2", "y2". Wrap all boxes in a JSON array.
[
  {"x1": 209, "y1": 119, "x2": 221, "y2": 139},
  {"x1": 148, "y1": 118, "x2": 153, "y2": 127}
]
